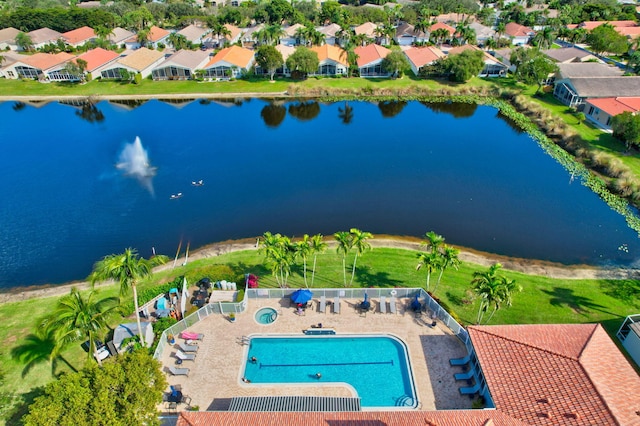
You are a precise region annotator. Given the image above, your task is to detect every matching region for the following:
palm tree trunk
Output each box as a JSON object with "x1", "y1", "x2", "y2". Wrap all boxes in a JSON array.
[
  {"x1": 342, "y1": 256, "x2": 347, "y2": 287},
  {"x1": 433, "y1": 269, "x2": 445, "y2": 295},
  {"x1": 349, "y1": 253, "x2": 358, "y2": 287},
  {"x1": 484, "y1": 307, "x2": 498, "y2": 325},
  {"x1": 133, "y1": 284, "x2": 145, "y2": 346},
  {"x1": 476, "y1": 301, "x2": 485, "y2": 325},
  {"x1": 303, "y1": 257, "x2": 308, "y2": 288},
  {"x1": 311, "y1": 255, "x2": 317, "y2": 287},
  {"x1": 426, "y1": 272, "x2": 431, "y2": 292}
]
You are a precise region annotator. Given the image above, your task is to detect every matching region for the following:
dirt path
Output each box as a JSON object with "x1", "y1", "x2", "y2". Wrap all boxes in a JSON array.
[{"x1": 1, "y1": 238, "x2": 637, "y2": 305}]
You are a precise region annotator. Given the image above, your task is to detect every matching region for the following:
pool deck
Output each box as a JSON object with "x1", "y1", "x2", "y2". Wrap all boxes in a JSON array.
[{"x1": 159, "y1": 297, "x2": 473, "y2": 412}]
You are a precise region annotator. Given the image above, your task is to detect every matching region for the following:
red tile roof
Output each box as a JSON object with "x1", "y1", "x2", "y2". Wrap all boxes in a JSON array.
[
  {"x1": 468, "y1": 324, "x2": 640, "y2": 426},
  {"x1": 354, "y1": 43, "x2": 391, "y2": 67},
  {"x1": 204, "y1": 45, "x2": 254, "y2": 68},
  {"x1": 570, "y1": 20, "x2": 638, "y2": 31},
  {"x1": 62, "y1": 26, "x2": 95, "y2": 45},
  {"x1": 586, "y1": 97, "x2": 640, "y2": 116},
  {"x1": 21, "y1": 52, "x2": 74, "y2": 70},
  {"x1": 148, "y1": 25, "x2": 170, "y2": 43},
  {"x1": 403, "y1": 46, "x2": 445, "y2": 68},
  {"x1": 75, "y1": 47, "x2": 120, "y2": 72},
  {"x1": 176, "y1": 410, "x2": 528, "y2": 425},
  {"x1": 429, "y1": 22, "x2": 456, "y2": 36},
  {"x1": 504, "y1": 22, "x2": 535, "y2": 38},
  {"x1": 310, "y1": 44, "x2": 348, "y2": 66}
]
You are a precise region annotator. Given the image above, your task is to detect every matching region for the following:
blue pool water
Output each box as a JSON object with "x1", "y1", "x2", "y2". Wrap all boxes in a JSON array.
[
  {"x1": 243, "y1": 335, "x2": 417, "y2": 408},
  {"x1": 255, "y1": 307, "x2": 278, "y2": 325}
]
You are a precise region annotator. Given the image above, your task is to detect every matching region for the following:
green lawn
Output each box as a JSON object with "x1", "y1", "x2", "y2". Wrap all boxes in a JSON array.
[{"x1": 1, "y1": 245, "x2": 638, "y2": 424}]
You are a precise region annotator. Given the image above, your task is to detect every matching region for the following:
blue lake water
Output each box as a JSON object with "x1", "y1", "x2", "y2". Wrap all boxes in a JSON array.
[
  {"x1": 0, "y1": 98, "x2": 638, "y2": 289},
  {"x1": 243, "y1": 335, "x2": 416, "y2": 408}
]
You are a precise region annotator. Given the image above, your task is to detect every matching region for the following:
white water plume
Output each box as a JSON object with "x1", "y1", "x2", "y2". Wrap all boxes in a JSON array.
[{"x1": 116, "y1": 136, "x2": 156, "y2": 195}]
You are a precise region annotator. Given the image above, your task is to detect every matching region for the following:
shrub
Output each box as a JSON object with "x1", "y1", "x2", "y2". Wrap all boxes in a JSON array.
[{"x1": 235, "y1": 289, "x2": 245, "y2": 302}]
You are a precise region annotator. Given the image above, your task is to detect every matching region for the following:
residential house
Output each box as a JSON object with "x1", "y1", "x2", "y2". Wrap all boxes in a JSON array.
[
  {"x1": 354, "y1": 44, "x2": 391, "y2": 77},
  {"x1": 76, "y1": 47, "x2": 120, "y2": 79},
  {"x1": 152, "y1": 49, "x2": 210, "y2": 80},
  {"x1": 567, "y1": 20, "x2": 637, "y2": 31},
  {"x1": 255, "y1": 44, "x2": 295, "y2": 77},
  {"x1": 112, "y1": 322, "x2": 154, "y2": 353},
  {"x1": 584, "y1": 97, "x2": 640, "y2": 129},
  {"x1": 618, "y1": 314, "x2": 640, "y2": 368},
  {"x1": 172, "y1": 324, "x2": 640, "y2": 426},
  {"x1": 542, "y1": 47, "x2": 600, "y2": 63},
  {"x1": 403, "y1": 45, "x2": 445, "y2": 76},
  {"x1": 553, "y1": 62, "x2": 628, "y2": 107},
  {"x1": 3, "y1": 52, "x2": 74, "y2": 80},
  {"x1": 281, "y1": 24, "x2": 303, "y2": 46},
  {"x1": 447, "y1": 45, "x2": 507, "y2": 77},
  {"x1": 492, "y1": 47, "x2": 516, "y2": 72},
  {"x1": 27, "y1": 28, "x2": 63, "y2": 50},
  {"x1": 317, "y1": 23, "x2": 340, "y2": 46},
  {"x1": 177, "y1": 24, "x2": 210, "y2": 46},
  {"x1": 310, "y1": 44, "x2": 348, "y2": 76},
  {"x1": 469, "y1": 22, "x2": 495, "y2": 47},
  {"x1": 240, "y1": 24, "x2": 265, "y2": 47},
  {"x1": 0, "y1": 51, "x2": 24, "y2": 78},
  {"x1": 394, "y1": 22, "x2": 428, "y2": 46},
  {"x1": 0, "y1": 27, "x2": 20, "y2": 50},
  {"x1": 434, "y1": 13, "x2": 472, "y2": 25},
  {"x1": 353, "y1": 22, "x2": 378, "y2": 42},
  {"x1": 504, "y1": 22, "x2": 535, "y2": 45},
  {"x1": 106, "y1": 27, "x2": 135, "y2": 48},
  {"x1": 202, "y1": 24, "x2": 242, "y2": 49},
  {"x1": 62, "y1": 26, "x2": 96, "y2": 48},
  {"x1": 202, "y1": 45, "x2": 254, "y2": 80},
  {"x1": 429, "y1": 22, "x2": 456, "y2": 43},
  {"x1": 126, "y1": 26, "x2": 170, "y2": 50},
  {"x1": 99, "y1": 47, "x2": 165, "y2": 79}
]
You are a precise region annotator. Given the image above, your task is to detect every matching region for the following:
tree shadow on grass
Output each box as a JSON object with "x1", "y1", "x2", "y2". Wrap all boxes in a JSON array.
[
  {"x1": 5, "y1": 387, "x2": 45, "y2": 426},
  {"x1": 354, "y1": 265, "x2": 403, "y2": 288},
  {"x1": 225, "y1": 262, "x2": 270, "y2": 283},
  {"x1": 540, "y1": 287, "x2": 616, "y2": 316},
  {"x1": 599, "y1": 279, "x2": 640, "y2": 308}
]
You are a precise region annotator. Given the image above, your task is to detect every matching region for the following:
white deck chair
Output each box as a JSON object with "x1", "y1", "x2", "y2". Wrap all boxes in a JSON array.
[
  {"x1": 319, "y1": 296, "x2": 326, "y2": 313},
  {"x1": 176, "y1": 350, "x2": 196, "y2": 361},
  {"x1": 168, "y1": 366, "x2": 190, "y2": 376},
  {"x1": 379, "y1": 296, "x2": 387, "y2": 314},
  {"x1": 177, "y1": 342, "x2": 198, "y2": 353},
  {"x1": 389, "y1": 297, "x2": 397, "y2": 314},
  {"x1": 333, "y1": 296, "x2": 341, "y2": 314}
]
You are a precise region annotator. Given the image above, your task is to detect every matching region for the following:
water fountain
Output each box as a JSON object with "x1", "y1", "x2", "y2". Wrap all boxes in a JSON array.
[{"x1": 116, "y1": 136, "x2": 156, "y2": 194}]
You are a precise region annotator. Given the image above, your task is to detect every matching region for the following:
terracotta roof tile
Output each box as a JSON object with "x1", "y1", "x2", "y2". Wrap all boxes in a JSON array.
[
  {"x1": 586, "y1": 97, "x2": 640, "y2": 116},
  {"x1": 176, "y1": 410, "x2": 528, "y2": 425},
  {"x1": 575, "y1": 20, "x2": 637, "y2": 30},
  {"x1": 147, "y1": 26, "x2": 170, "y2": 43},
  {"x1": 429, "y1": 22, "x2": 456, "y2": 36},
  {"x1": 76, "y1": 47, "x2": 120, "y2": 71},
  {"x1": 62, "y1": 26, "x2": 96, "y2": 45},
  {"x1": 204, "y1": 45, "x2": 254, "y2": 68},
  {"x1": 354, "y1": 22, "x2": 378, "y2": 37},
  {"x1": 504, "y1": 22, "x2": 535, "y2": 38},
  {"x1": 403, "y1": 46, "x2": 445, "y2": 68},
  {"x1": 468, "y1": 324, "x2": 640, "y2": 426},
  {"x1": 21, "y1": 52, "x2": 74, "y2": 70},
  {"x1": 310, "y1": 44, "x2": 348, "y2": 66},
  {"x1": 354, "y1": 43, "x2": 390, "y2": 67}
]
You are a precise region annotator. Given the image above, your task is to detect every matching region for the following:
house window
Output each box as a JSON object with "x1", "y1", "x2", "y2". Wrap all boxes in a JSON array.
[
  {"x1": 203, "y1": 66, "x2": 229, "y2": 79},
  {"x1": 606, "y1": 116, "x2": 611, "y2": 126},
  {"x1": 101, "y1": 67, "x2": 126, "y2": 79},
  {"x1": 588, "y1": 106, "x2": 594, "y2": 115},
  {"x1": 7, "y1": 71, "x2": 14, "y2": 77},
  {"x1": 15, "y1": 65, "x2": 39, "y2": 79}
]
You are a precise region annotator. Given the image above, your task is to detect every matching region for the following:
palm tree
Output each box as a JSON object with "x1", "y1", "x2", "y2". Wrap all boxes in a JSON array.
[
  {"x1": 168, "y1": 32, "x2": 189, "y2": 50},
  {"x1": 348, "y1": 228, "x2": 372, "y2": 286},
  {"x1": 432, "y1": 245, "x2": 460, "y2": 296},
  {"x1": 210, "y1": 23, "x2": 232, "y2": 46},
  {"x1": 485, "y1": 277, "x2": 521, "y2": 324},
  {"x1": 259, "y1": 232, "x2": 296, "y2": 287},
  {"x1": 416, "y1": 251, "x2": 440, "y2": 292},
  {"x1": 42, "y1": 288, "x2": 119, "y2": 363},
  {"x1": 470, "y1": 263, "x2": 520, "y2": 324},
  {"x1": 11, "y1": 328, "x2": 78, "y2": 378},
  {"x1": 338, "y1": 101, "x2": 354, "y2": 124},
  {"x1": 15, "y1": 32, "x2": 33, "y2": 52},
  {"x1": 532, "y1": 26, "x2": 555, "y2": 50},
  {"x1": 309, "y1": 234, "x2": 327, "y2": 287},
  {"x1": 334, "y1": 231, "x2": 352, "y2": 287},
  {"x1": 264, "y1": 23, "x2": 285, "y2": 45},
  {"x1": 94, "y1": 25, "x2": 115, "y2": 42},
  {"x1": 422, "y1": 231, "x2": 445, "y2": 253},
  {"x1": 296, "y1": 234, "x2": 312, "y2": 288},
  {"x1": 137, "y1": 28, "x2": 150, "y2": 48},
  {"x1": 89, "y1": 248, "x2": 167, "y2": 346}
]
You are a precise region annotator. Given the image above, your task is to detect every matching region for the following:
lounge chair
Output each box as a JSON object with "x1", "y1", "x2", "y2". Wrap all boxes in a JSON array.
[
  {"x1": 459, "y1": 383, "x2": 480, "y2": 395},
  {"x1": 319, "y1": 296, "x2": 326, "y2": 313},
  {"x1": 177, "y1": 342, "x2": 198, "y2": 353},
  {"x1": 379, "y1": 296, "x2": 387, "y2": 314},
  {"x1": 168, "y1": 366, "x2": 190, "y2": 376},
  {"x1": 389, "y1": 297, "x2": 397, "y2": 314},
  {"x1": 176, "y1": 350, "x2": 196, "y2": 362},
  {"x1": 333, "y1": 296, "x2": 341, "y2": 314},
  {"x1": 180, "y1": 332, "x2": 204, "y2": 341},
  {"x1": 454, "y1": 370, "x2": 475, "y2": 381},
  {"x1": 450, "y1": 354, "x2": 471, "y2": 366}
]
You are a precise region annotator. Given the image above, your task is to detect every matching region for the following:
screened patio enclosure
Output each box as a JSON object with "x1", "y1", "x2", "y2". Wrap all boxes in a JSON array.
[{"x1": 152, "y1": 66, "x2": 192, "y2": 81}]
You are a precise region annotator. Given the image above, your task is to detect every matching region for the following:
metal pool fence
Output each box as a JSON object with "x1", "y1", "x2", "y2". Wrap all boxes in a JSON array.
[{"x1": 153, "y1": 286, "x2": 470, "y2": 360}]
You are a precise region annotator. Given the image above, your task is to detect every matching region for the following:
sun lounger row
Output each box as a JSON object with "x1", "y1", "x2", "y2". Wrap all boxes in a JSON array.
[{"x1": 316, "y1": 296, "x2": 397, "y2": 315}]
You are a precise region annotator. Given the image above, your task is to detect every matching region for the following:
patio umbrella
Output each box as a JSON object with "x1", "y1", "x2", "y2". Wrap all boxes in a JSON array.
[
  {"x1": 410, "y1": 294, "x2": 421, "y2": 311},
  {"x1": 180, "y1": 277, "x2": 188, "y2": 318},
  {"x1": 291, "y1": 289, "x2": 313, "y2": 304},
  {"x1": 361, "y1": 292, "x2": 370, "y2": 309}
]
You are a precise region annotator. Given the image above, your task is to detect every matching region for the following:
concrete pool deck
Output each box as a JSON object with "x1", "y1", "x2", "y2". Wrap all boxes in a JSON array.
[{"x1": 159, "y1": 297, "x2": 473, "y2": 413}]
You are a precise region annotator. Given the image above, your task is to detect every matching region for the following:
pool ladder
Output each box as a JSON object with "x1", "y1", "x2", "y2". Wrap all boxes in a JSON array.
[{"x1": 237, "y1": 336, "x2": 250, "y2": 346}]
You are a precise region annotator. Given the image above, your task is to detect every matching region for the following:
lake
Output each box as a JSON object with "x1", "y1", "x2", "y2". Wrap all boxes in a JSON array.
[{"x1": 0, "y1": 98, "x2": 638, "y2": 289}]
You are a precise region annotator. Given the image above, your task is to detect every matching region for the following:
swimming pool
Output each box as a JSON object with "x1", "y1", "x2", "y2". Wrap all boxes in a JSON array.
[{"x1": 243, "y1": 335, "x2": 417, "y2": 408}]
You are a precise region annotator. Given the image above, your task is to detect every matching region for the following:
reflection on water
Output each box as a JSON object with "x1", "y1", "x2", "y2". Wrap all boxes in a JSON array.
[
  {"x1": 261, "y1": 103, "x2": 287, "y2": 128},
  {"x1": 338, "y1": 101, "x2": 354, "y2": 124},
  {"x1": 424, "y1": 101, "x2": 478, "y2": 118},
  {"x1": 108, "y1": 99, "x2": 148, "y2": 110},
  {"x1": 288, "y1": 101, "x2": 320, "y2": 121},
  {"x1": 378, "y1": 100, "x2": 407, "y2": 118},
  {"x1": 76, "y1": 100, "x2": 105, "y2": 123}
]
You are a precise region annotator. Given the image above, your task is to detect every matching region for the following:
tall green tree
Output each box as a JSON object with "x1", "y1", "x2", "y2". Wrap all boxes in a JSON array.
[
  {"x1": 88, "y1": 248, "x2": 168, "y2": 346},
  {"x1": 471, "y1": 263, "x2": 521, "y2": 324},
  {"x1": 334, "y1": 231, "x2": 353, "y2": 287},
  {"x1": 286, "y1": 46, "x2": 319, "y2": 78},
  {"x1": 381, "y1": 49, "x2": 409, "y2": 78},
  {"x1": 255, "y1": 44, "x2": 284, "y2": 81},
  {"x1": 441, "y1": 49, "x2": 484, "y2": 82},
  {"x1": 611, "y1": 111, "x2": 640, "y2": 151},
  {"x1": 416, "y1": 251, "x2": 440, "y2": 292},
  {"x1": 23, "y1": 351, "x2": 167, "y2": 426},
  {"x1": 310, "y1": 233, "x2": 328, "y2": 287},
  {"x1": 348, "y1": 228, "x2": 372, "y2": 286},
  {"x1": 259, "y1": 232, "x2": 296, "y2": 287},
  {"x1": 432, "y1": 245, "x2": 460, "y2": 296},
  {"x1": 15, "y1": 32, "x2": 33, "y2": 51},
  {"x1": 42, "y1": 288, "x2": 119, "y2": 363},
  {"x1": 510, "y1": 47, "x2": 558, "y2": 93},
  {"x1": 586, "y1": 23, "x2": 628, "y2": 56}
]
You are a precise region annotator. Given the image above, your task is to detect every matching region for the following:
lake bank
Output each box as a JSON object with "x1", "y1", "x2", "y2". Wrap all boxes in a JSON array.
[{"x1": 1, "y1": 236, "x2": 637, "y2": 305}]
